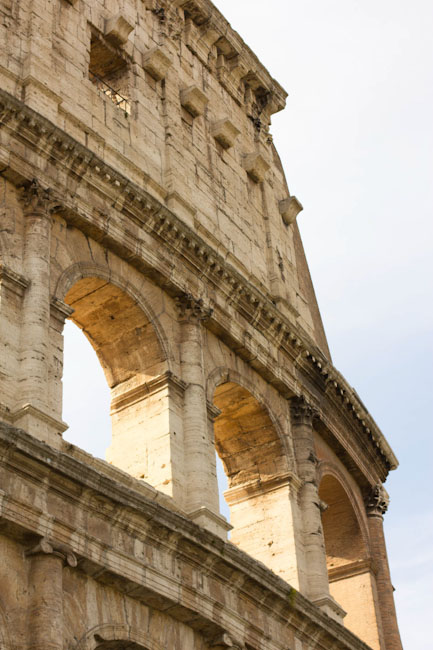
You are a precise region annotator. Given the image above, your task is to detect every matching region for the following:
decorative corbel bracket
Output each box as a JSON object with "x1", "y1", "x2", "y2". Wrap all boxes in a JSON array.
[
  {"x1": 180, "y1": 86, "x2": 209, "y2": 117},
  {"x1": 105, "y1": 13, "x2": 134, "y2": 46},
  {"x1": 279, "y1": 196, "x2": 303, "y2": 226},
  {"x1": 142, "y1": 47, "x2": 172, "y2": 81},
  {"x1": 211, "y1": 118, "x2": 240, "y2": 149},
  {"x1": 243, "y1": 152, "x2": 269, "y2": 183}
]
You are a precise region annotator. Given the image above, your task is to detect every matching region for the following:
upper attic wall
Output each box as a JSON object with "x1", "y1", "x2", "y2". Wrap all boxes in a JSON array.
[{"x1": 0, "y1": 0, "x2": 328, "y2": 355}]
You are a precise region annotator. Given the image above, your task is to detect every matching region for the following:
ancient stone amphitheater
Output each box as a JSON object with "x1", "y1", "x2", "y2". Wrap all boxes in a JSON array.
[{"x1": 0, "y1": 1, "x2": 402, "y2": 649}]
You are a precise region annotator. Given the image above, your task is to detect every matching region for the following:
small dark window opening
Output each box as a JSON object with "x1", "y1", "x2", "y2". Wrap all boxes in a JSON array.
[{"x1": 89, "y1": 30, "x2": 131, "y2": 114}]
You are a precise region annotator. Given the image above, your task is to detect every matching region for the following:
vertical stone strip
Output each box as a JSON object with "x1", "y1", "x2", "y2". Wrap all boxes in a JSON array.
[
  {"x1": 19, "y1": 180, "x2": 52, "y2": 407},
  {"x1": 290, "y1": 397, "x2": 330, "y2": 603},
  {"x1": 176, "y1": 295, "x2": 222, "y2": 530},
  {"x1": 27, "y1": 538, "x2": 77, "y2": 650},
  {"x1": 14, "y1": 180, "x2": 63, "y2": 446},
  {"x1": 367, "y1": 485, "x2": 403, "y2": 650}
]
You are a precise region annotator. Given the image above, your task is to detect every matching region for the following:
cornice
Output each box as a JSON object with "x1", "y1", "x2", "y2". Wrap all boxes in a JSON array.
[
  {"x1": 0, "y1": 88, "x2": 398, "y2": 476},
  {"x1": 0, "y1": 422, "x2": 373, "y2": 650},
  {"x1": 148, "y1": 0, "x2": 287, "y2": 126}
]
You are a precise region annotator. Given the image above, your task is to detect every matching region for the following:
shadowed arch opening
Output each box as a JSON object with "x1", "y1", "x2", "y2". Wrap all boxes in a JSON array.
[
  {"x1": 211, "y1": 379, "x2": 301, "y2": 585},
  {"x1": 319, "y1": 474, "x2": 368, "y2": 570},
  {"x1": 319, "y1": 474, "x2": 382, "y2": 648},
  {"x1": 61, "y1": 276, "x2": 180, "y2": 499},
  {"x1": 213, "y1": 381, "x2": 288, "y2": 488}
]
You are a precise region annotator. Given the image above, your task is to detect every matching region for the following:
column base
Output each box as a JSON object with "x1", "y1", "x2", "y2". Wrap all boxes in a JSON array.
[
  {"x1": 188, "y1": 506, "x2": 232, "y2": 540},
  {"x1": 312, "y1": 594, "x2": 347, "y2": 623}
]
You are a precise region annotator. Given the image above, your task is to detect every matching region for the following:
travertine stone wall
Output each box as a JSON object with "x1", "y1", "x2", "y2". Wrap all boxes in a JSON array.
[{"x1": 0, "y1": 0, "x2": 402, "y2": 648}]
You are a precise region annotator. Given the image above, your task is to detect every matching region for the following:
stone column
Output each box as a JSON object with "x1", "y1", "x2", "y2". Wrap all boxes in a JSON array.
[
  {"x1": 176, "y1": 294, "x2": 228, "y2": 538},
  {"x1": 26, "y1": 537, "x2": 77, "y2": 650},
  {"x1": 290, "y1": 396, "x2": 345, "y2": 621},
  {"x1": 12, "y1": 180, "x2": 66, "y2": 447},
  {"x1": 366, "y1": 485, "x2": 403, "y2": 650}
]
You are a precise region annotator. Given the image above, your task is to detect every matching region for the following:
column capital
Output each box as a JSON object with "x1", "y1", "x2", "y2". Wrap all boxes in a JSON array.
[
  {"x1": 366, "y1": 483, "x2": 389, "y2": 517},
  {"x1": 289, "y1": 395, "x2": 316, "y2": 427},
  {"x1": 175, "y1": 292, "x2": 213, "y2": 323},
  {"x1": 26, "y1": 536, "x2": 77, "y2": 567},
  {"x1": 20, "y1": 179, "x2": 62, "y2": 217}
]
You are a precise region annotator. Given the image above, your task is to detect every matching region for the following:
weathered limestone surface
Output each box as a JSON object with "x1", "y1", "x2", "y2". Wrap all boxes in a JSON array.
[{"x1": 0, "y1": 0, "x2": 402, "y2": 649}]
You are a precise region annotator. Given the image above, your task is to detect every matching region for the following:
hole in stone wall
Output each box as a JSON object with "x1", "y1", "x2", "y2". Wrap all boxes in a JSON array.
[{"x1": 89, "y1": 30, "x2": 131, "y2": 113}]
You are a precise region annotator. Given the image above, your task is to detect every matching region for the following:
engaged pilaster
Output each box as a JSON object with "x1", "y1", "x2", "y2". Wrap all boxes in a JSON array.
[
  {"x1": 366, "y1": 485, "x2": 403, "y2": 650},
  {"x1": 290, "y1": 396, "x2": 345, "y2": 621},
  {"x1": 13, "y1": 180, "x2": 66, "y2": 447},
  {"x1": 26, "y1": 537, "x2": 77, "y2": 650},
  {"x1": 176, "y1": 294, "x2": 229, "y2": 538}
]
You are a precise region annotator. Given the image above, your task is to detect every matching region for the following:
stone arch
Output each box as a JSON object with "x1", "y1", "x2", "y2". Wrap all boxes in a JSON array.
[
  {"x1": 75, "y1": 624, "x2": 165, "y2": 650},
  {"x1": 318, "y1": 468, "x2": 382, "y2": 648},
  {"x1": 317, "y1": 460, "x2": 370, "y2": 552},
  {"x1": 206, "y1": 366, "x2": 302, "y2": 587},
  {"x1": 54, "y1": 263, "x2": 183, "y2": 503},
  {"x1": 54, "y1": 261, "x2": 172, "y2": 370}
]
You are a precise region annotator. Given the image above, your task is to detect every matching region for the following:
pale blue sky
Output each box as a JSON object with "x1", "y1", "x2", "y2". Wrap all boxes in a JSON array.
[{"x1": 63, "y1": 2, "x2": 433, "y2": 647}]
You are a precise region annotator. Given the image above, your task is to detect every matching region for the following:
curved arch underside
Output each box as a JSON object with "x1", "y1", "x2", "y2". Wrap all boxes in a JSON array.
[
  {"x1": 65, "y1": 277, "x2": 166, "y2": 391},
  {"x1": 213, "y1": 381, "x2": 288, "y2": 488},
  {"x1": 319, "y1": 474, "x2": 368, "y2": 569}
]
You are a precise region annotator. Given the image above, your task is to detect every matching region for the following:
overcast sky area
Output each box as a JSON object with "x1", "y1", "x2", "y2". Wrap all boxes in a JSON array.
[{"x1": 63, "y1": 2, "x2": 433, "y2": 648}]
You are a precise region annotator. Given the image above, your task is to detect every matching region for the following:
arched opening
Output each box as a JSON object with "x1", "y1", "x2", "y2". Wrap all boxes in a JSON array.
[
  {"x1": 63, "y1": 319, "x2": 110, "y2": 458},
  {"x1": 61, "y1": 277, "x2": 181, "y2": 501},
  {"x1": 212, "y1": 381, "x2": 301, "y2": 586},
  {"x1": 319, "y1": 474, "x2": 382, "y2": 649}
]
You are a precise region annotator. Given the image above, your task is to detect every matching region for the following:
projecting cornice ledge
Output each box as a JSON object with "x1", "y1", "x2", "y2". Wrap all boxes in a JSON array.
[
  {"x1": 0, "y1": 422, "x2": 374, "y2": 650},
  {"x1": 0, "y1": 89, "x2": 398, "y2": 476}
]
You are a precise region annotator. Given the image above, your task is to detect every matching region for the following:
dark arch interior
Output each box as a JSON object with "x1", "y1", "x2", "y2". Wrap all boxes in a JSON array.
[
  {"x1": 319, "y1": 474, "x2": 368, "y2": 569},
  {"x1": 213, "y1": 381, "x2": 288, "y2": 488}
]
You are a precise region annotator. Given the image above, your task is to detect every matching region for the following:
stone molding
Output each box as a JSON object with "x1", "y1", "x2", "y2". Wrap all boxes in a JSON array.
[
  {"x1": 366, "y1": 484, "x2": 389, "y2": 517},
  {"x1": 0, "y1": 88, "x2": 398, "y2": 477},
  {"x1": 10, "y1": 404, "x2": 69, "y2": 434},
  {"x1": 0, "y1": 263, "x2": 30, "y2": 297},
  {"x1": 0, "y1": 423, "x2": 372, "y2": 650},
  {"x1": 50, "y1": 297, "x2": 75, "y2": 326},
  {"x1": 225, "y1": 472, "x2": 303, "y2": 505},
  {"x1": 26, "y1": 536, "x2": 78, "y2": 567},
  {"x1": 328, "y1": 559, "x2": 376, "y2": 583},
  {"x1": 110, "y1": 371, "x2": 187, "y2": 414}
]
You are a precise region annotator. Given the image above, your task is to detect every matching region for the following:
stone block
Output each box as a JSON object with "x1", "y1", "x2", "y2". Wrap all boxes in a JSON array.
[
  {"x1": 105, "y1": 13, "x2": 134, "y2": 46},
  {"x1": 211, "y1": 118, "x2": 240, "y2": 149},
  {"x1": 142, "y1": 47, "x2": 172, "y2": 81},
  {"x1": 279, "y1": 196, "x2": 303, "y2": 225},
  {"x1": 242, "y1": 152, "x2": 270, "y2": 183},
  {"x1": 180, "y1": 85, "x2": 209, "y2": 117}
]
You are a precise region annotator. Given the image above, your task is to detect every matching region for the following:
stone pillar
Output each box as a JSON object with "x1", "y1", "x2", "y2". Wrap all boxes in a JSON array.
[
  {"x1": 26, "y1": 537, "x2": 77, "y2": 650},
  {"x1": 12, "y1": 180, "x2": 66, "y2": 447},
  {"x1": 366, "y1": 485, "x2": 403, "y2": 650},
  {"x1": 290, "y1": 396, "x2": 345, "y2": 621},
  {"x1": 176, "y1": 294, "x2": 228, "y2": 538}
]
